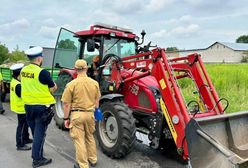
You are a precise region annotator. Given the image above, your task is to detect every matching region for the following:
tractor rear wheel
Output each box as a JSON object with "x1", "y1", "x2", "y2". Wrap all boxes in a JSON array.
[{"x1": 96, "y1": 101, "x2": 136, "y2": 158}]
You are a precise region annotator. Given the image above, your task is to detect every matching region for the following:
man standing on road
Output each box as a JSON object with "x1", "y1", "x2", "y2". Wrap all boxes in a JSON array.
[
  {"x1": 0, "y1": 71, "x2": 5, "y2": 114},
  {"x1": 10, "y1": 63, "x2": 32, "y2": 151},
  {"x1": 21, "y1": 46, "x2": 57, "y2": 168},
  {"x1": 62, "y1": 59, "x2": 101, "y2": 168}
]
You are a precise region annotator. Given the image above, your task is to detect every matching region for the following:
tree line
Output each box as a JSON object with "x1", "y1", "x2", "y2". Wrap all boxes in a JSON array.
[{"x1": 0, "y1": 44, "x2": 27, "y2": 65}]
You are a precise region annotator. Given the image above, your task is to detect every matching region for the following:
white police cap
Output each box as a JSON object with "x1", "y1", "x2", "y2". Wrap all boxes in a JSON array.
[
  {"x1": 25, "y1": 46, "x2": 43, "y2": 58},
  {"x1": 10, "y1": 63, "x2": 24, "y2": 71}
]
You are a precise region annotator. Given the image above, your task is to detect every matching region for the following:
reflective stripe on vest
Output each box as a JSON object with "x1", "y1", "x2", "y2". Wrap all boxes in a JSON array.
[
  {"x1": 10, "y1": 78, "x2": 25, "y2": 114},
  {"x1": 21, "y1": 64, "x2": 55, "y2": 105}
]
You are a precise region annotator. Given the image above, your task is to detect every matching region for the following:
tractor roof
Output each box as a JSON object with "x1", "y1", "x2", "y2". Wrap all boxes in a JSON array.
[{"x1": 75, "y1": 23, "x2": 136, "y2": 39}]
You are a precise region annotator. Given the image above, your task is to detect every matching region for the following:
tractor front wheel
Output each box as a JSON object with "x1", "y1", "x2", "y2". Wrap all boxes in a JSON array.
[
  {"x1": 96, "y1": 101, "x2": 136, "y2": 158},
  {"x1": 54, "y1": 95, "x2": 66, "y2": 130}
]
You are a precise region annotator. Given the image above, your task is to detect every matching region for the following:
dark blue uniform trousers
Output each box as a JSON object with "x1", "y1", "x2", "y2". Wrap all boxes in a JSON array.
[
  {"x1": 25, "y1": 105, "x2": 48, "y2": 161},
  {"x1": 16, "y1": 114, "x2": 30, "y2": 147}
]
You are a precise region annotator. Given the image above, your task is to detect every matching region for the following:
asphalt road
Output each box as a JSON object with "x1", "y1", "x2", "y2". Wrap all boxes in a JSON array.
[{"x1": 1, "y1": 97, "x2": 186, "y2": 168}]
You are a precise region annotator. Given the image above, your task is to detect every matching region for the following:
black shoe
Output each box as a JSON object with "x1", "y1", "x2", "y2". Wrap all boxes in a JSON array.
[
  {"x1": 17, "y1": 145, "x2": 31, "y2": 151},
  {"x1": 32, "y1": 157, "x2": 52, "y2": 168},
  {"x1": 24, "y1": 139, "x2": 33, "y2": 144},
  {"x1": 89, "y1": 161, "x2": 97, "y2": 167},
  {"x1": 0, "y1": 110, "x2": 5, "y2": 114}
]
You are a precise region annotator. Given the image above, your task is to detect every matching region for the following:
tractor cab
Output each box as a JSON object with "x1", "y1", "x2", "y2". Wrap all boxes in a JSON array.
[{"x1": 52, "y1": 23, "x2": 139, "y2": 82}]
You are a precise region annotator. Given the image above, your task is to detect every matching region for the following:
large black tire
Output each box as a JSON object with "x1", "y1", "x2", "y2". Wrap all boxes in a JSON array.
[
  {"x1": 53, "y1": 73, "x2": 72, "y2": 130},
  {"x1": 54, "y1": 95, "x2": 67, "y2": 130},
  {"x1": 96, "y1": 101, "x2": 136, "y2": 158}
]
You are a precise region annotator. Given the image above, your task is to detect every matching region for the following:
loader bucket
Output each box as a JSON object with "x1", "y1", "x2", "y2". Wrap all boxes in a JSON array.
[{"x1": 185, "y1": 111, "x2": 248, "y2": 168}]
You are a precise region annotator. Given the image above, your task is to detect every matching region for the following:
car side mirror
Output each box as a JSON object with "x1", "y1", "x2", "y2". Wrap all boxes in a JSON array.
[{"x1": 87, "y1": 39, "x2": 95, "y2": 52}]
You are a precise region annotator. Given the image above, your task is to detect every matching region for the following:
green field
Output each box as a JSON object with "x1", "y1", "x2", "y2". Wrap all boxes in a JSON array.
[{"x1": 178, "y1": 64, "x2": 248, "y2": 113}]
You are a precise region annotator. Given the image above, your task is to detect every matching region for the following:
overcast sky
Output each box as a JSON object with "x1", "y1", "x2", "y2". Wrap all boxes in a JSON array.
[{"x1": 0, "y1": 0, "x2": 247, "y2": 52}]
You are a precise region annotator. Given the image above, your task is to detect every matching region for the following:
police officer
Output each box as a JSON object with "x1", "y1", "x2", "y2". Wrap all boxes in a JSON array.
[
  {"x1": 10, "y1": 63, "x2": 32, "y2": 150},
  {"x1": 61, "y1": 59, "x2": 101, "y2": 168},
  {"x1": 21, "y1": 46, "x2": 57, "y2": 168},
  {"x1": 0, "y1": 71, "x2": 5, "y2": 114}
]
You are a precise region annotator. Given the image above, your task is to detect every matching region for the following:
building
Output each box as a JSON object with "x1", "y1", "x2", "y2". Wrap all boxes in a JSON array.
[
  {"x1": 30, "y1": 46, "x2": 55, "y2": 67},
  {"x1": 42, "y1": 47, "x2": 55, "y2": 67},
  {"x1": 166, "y1": 42, "x2": 248, "y2": 63}
]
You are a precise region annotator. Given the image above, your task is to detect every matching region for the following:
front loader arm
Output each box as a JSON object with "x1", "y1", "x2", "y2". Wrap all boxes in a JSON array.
[{"x1": 109, "y1": 48, "x2": 225, "y2": 159}]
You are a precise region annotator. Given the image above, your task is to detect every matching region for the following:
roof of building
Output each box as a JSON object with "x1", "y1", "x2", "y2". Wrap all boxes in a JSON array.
[
  {"x1": 218, "y1": 42, "x2": 248, "y2": 51},
  {"x1": 177, "y1": 41, "x2": 248, "y2": 53}
]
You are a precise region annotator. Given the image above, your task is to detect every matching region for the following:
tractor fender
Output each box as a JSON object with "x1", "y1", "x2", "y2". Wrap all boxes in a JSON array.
[
  {"x1": 58, "y1": 69, "x2": 77, "y2": 79},
  {"x1": 100, "y1": 94, "x2": 124, "y2": 104}
]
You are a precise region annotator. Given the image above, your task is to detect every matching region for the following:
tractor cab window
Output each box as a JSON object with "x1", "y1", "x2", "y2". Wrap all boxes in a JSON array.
[
  {"x1": 103, "y1": 37, "x2": 136, "y2": 59},
  {"x1": 53, "y1": 28, "x2": 80, "y2": 69}
]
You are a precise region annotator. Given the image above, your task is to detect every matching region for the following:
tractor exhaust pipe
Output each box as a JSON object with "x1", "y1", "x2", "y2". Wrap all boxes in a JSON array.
[{"x1": 186, "y1": 111, "x2": 248, "y2": 168}]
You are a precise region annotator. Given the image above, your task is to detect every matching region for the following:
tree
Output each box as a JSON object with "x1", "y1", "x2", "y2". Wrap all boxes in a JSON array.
[
  {"x1": 236, "y1": 35, "x2": 248, "y2": 43},
  {"x1": 166, "y1": 47, "x2": 178, "y2": 52},
  {"x1": 9, "y1": 46, "x2": 27, "y2": 62},
  {"x1": 0, "y1": 43, "x2": 9, "y2": 64},
  {"x1": 57, "y1": 39, "x2": 77, "y2": 50}
]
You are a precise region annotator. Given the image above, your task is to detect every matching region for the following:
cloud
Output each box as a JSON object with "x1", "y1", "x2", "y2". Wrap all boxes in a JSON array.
[
  {"x1": 39, "y1": 26, "x2": 58, "y2": 39},
  {"x1": 184, "y1": 0, "x2": 225, "y2": 7},
  {"x1": 87, "y1": 9, "x2": 124, "y2": 25},
  {"x1": 42, "y1": 18, "x2": 57, "y2": 27},
  {"x1": 182, "y1": 0, "x2": 246, "y2": 14},
  {"x1": 0, "y1": 18, "x2": 30, "y2": 35},
  {"x1": 179, "y1": 15, "x2": 192, "y2": 22},
  {"x1": 171, "y1": 24, "x2": 199, "y2": 34},
  {"x1": 151, "y1": 29, "x2": 168, "y2": 38},
  {"x1": 145, "y1": 0, "x2": 175, "y2": 12},
  {"x1": 151, "y1": 24, "x2": 200, "y2": 38},
  {"x1": 104, "y1": 0, "x2": 144, "y2": 14},
  {"x1": 39, "y1": 24, "x2": 73, "y2": 39},
  {"x1": 0, "y1": 18, "x2": 31, "y2": 43},
  {"x1": 103, "y1": 0, "x2": 174, "y2": 15}
]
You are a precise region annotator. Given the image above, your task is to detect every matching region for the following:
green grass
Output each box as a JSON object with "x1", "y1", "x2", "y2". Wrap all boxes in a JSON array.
[{"x1": 177, "y1": 64, "x2": 248, "y2": 113}]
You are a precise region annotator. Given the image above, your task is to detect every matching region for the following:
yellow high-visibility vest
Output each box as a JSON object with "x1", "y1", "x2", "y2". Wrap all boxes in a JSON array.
[
  {"x1": 21, "y1": 64, "x2": 55, "y2": 105},
  {"x1": 0, "y1": 72, "x2": 3, "y2": 81},
  {"x1": 10, "y1": 78, "x2": 25, "y2": 114}
]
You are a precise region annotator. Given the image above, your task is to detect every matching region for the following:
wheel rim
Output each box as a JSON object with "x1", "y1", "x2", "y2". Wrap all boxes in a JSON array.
[
  {"x1": 55, "y1": 96, "x2": 64, "y2": 118},
  {"x1": 99, "y1": 110, "x2": 118, "y2": 148}
]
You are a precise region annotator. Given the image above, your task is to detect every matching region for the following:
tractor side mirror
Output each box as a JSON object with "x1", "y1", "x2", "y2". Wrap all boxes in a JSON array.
[{"x1": 87, "y1": 39, "x2": 95, "y2": 52}]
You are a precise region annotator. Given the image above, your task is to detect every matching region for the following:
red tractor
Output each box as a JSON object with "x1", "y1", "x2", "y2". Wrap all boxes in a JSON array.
[{"x1": 52, "y1": 23, "x2": 248, "y2": 167}]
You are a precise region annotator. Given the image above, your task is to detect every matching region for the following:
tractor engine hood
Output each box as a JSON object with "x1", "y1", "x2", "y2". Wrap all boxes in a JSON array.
[{"x1": 120, "y1": 69, "x2": 159, "y2": 89}]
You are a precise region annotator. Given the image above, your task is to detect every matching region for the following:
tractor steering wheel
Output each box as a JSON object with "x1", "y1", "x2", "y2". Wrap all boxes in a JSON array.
[{"x1": 100, "y1": 53, "x2": 122, "y2": 68}]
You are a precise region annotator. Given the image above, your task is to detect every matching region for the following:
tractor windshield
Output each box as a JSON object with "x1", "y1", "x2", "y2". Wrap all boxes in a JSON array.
[{"x1": 103, "y1": 37, "x2": 136, "y2": 58}]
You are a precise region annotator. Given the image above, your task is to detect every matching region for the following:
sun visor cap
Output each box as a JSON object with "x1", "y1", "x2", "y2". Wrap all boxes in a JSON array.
[
  {"x1": 75, "y1": 59, "x2": 88, "y2": 69},
  {"x1": 10, "y1": 63, "x2": 24, "y2": 71},
  {"x1": 25, "y1": 46, "x2": 43, "y2": 58}
]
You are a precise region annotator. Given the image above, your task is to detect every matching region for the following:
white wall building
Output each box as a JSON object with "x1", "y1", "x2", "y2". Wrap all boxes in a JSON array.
[{"x1": 166, "y1": 42, "x2": 248, "y2": 63}]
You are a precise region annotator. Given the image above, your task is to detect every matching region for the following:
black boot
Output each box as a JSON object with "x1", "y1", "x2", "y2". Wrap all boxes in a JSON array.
[
  {"x1": 24, "y1": 139, "x2": 33, "y2": 144},
  {"x1": 17, "y1": 144, "x2": 31, "y2": 151},
  {"x1": 0, "y1": 109, "x2": 5, "y2": 114},
  {"x1": 32, "y1": 157, "x2": 52, "y2": 168}
]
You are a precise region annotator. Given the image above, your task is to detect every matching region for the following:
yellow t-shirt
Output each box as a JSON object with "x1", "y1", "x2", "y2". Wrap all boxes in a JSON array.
[{"x1": 61, "y1": 74, "x2": 101, "y2": 111}]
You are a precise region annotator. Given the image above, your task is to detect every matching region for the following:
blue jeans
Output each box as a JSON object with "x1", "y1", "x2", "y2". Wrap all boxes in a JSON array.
[
  {"x1": 16, "y1": 114, "x2": 30, "y2": 147},
  {"x1": 25, "y1": 105, "x2": 49, "y2": 161}
]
